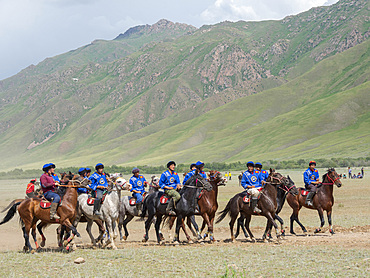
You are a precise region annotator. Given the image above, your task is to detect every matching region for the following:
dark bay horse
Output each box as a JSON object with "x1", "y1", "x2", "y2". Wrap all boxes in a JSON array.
[
  {"x1": 0, "y1": 173, "x2": 88, "y2": 252},
  {"x1": 287, "y1": 168, "x2": 342, "y2": 235},
  {"x1": 141, "y1": 170, "x2": 212, "y2": 244},
  {"x1": 235, "y1": 174, "x2": 298, "y2": 239},
  {"x1": 216, "y1": 169, "x2": 289, "y2": 242}
]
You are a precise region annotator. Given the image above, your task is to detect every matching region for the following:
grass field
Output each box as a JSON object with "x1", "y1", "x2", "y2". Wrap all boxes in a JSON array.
[{"x1": 0, "y1": 168, "x2": 369, "y2": 277}]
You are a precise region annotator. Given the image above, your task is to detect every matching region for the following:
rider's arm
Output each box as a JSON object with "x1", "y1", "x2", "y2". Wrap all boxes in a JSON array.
[
  {"x1": 159, "y1": 174, "x2": 167, "y2": 190},
  {"x1": 40, "y1": 175, "x2": 56, "y2": 188},
  {"x1": 241, "y1": 174, "x2": 247, "y2": 189},
  {"x1": 303, "y1": 171, "x2": 311, "y2": 185}
]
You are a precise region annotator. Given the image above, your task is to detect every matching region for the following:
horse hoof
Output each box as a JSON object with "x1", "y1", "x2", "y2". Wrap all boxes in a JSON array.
[
  {"x1": 122, "y1": 235, "x2": 127, "y2": 241},
  {"x1": 197, "y1": 235, "x2": 202, "y2": 240},
  {"x1": 314, "y1": 228, "x2": 321, "y2": 234},
  {"x1": 281, "y1": 230, "x2": 285, "y2": 236},
  {"x1": 329, "y1": 229, "x2": 335, "y2": 235},
  {"x1": 40, "y1": 241, "x2": 45, "y2": 248},
  {"x1": 112, "y1": 246, "x2": 118, "y2": 250},
  {"x1": 142, "y1": 237, "x2": 148, "y2": 243},
  {"x1": 173, "y1": 240, "x2": 180, "y2": 245},
  {"x1": 290, "y1": 231, "x2": 296, "y2": 235},
  {"x1": 159, "y1": 233, "x2": 165, "y2": 241},
  {"x1": 188, "y1": 239, "x2": 194, "y2": 244},
  {"x1": 203, "y1": 233, "x2": 208, "y2": 239},
  {"x1": 251, "y1": 238, "x2": 256, "y2": 243},
  {"x1": 210, "y1": 236, "x2": 215, "y2": 242}
]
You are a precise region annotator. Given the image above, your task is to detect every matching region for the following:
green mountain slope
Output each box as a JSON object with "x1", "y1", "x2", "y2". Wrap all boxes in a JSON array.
[{"x1": 0, "y1": 0, "x2": 369, "y2": 170}]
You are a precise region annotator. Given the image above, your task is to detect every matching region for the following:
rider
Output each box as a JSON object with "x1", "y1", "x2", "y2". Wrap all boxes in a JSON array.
[
  {"x1": 26, "y1": 179, "x2": 37, "y2": 198},
  {"x1": 129, "y1": 167, "x2": 147, "y2": 214},
  {"x1": 77, "y1": 168, "x2": 88, "y2": 195},
  {"x1": 255, "y1": 162, "x2": 269, "y2": 182},
  {"x1": 159, "y1": 161, "x2": 181, "y2": 216},
  {"x1": 241, "y1": 161, "x2": 262, "y2": 213},
  {"x1": 40, "y1": 164, "x2": 61, "y2": 220},
  {"x1": 85, "y1": 168, "x2": 92, "y2": 178},
  {"x1": 303, "y1": 161, "x2": 320, "y2": 206},
  {"x1": 49, "y1": 163, "x2": 60, "y2": 183},
  {"x1": 183, "y1": 161, "x2": 207, "y2": 185},
  {"x1": 89, "y1": 163, "x2": 109, "y2": 215}
]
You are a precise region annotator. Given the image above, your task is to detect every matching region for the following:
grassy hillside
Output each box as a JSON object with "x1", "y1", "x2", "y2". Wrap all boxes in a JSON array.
[{"x1": 0, "y1": 0, "x2": 369, "y2": 170}]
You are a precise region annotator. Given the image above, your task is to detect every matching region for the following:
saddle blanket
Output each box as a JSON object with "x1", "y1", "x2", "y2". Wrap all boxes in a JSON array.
[
  {"x1": 242, "y1": 195, "x2": 251, "y2": 203},
  {"x1": 301, "y1": 189, "x2": 309, "y2": 196},
  {"x1": 129, "y1": 197, "x2": 137, "y2": 206},
  {"x1": 40, "y1": 200, "x2": 51, "y2": 209},
  {"x1": 160, "y1": 195, "x2": 169, "y2": 204},
  {"x1": 87, "y1": 195, "x2": 106, "y2": 206}
]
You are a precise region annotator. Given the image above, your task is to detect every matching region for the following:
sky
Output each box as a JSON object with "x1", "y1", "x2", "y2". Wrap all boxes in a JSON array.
[{"x1": 0, "y1": 0, "x2": 339, "y2": 80}]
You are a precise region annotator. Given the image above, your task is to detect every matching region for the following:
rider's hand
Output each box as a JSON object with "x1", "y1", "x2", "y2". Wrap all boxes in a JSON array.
[{"x1": 176, "y1": 184, "x2": 181, "y2": 190}]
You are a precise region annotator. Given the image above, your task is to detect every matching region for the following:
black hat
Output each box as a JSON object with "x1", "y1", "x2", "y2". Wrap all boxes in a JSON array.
[
  {"x1": 246, "y1": 161, "x2": 254, "y2": 167},
  {"x1": 309, "y1": 161, "x2": 316, "y2": 166},
  {"x1": 167, "y1": 161, "x2": 176, "y2": 168},
  {"x1": 190, "y1": 163, "x2": 196, "y2": 170},
  {"x1": 95, "y1": 163, "x2": 104, "y2": 170}
]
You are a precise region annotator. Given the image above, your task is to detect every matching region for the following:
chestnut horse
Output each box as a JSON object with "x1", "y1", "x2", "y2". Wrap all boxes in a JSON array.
[
  {"x1": 0, "y1": 173, "x2": 88, "y2": 252},
  {"x1": 287, "y1": 168, "x2": 342, "y2": 235}
]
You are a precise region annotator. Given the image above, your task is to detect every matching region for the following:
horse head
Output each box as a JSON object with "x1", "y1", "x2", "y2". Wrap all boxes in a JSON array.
[
  {"x1": 115, "y1": 178, "x2": 128, "y2": 190},
  {"x1": 325, "y1": 168, "x2": 342, "y2": 187},
  {"x1": 286, "y1": 175, "x2": 298, "y2": 196},
  {"x1": 209, "y1": 170, "x2": 227, "y2": 186},
  {"x1": 192, "y1": 169, "x2": 213, "y2": 192},
  {"x1": 267, "y1": 169, "x2": 289, "y2": 187}
]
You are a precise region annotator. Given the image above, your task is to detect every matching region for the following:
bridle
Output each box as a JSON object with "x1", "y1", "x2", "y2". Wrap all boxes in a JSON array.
[
  {"x1": 269, "y1": 174, "x2": 295, "y2": 193},
  {"x1": 322, "y1": 171, "x2": 341, "y2": 185}
]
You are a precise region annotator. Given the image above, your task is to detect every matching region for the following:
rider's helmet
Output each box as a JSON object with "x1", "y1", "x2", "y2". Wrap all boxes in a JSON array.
[
  {"x1": 30, "y1": 179, "x2": 36, "y2": 183},
  {"x1": 132, "y1": 167, "x2": 140, "y2": 174},
  {"x1": 190, "y1": 163, "x2": 196, "y2": 170},
  {"x1": 309, "y1": 161, "x2": 316, "y2": 166},
  {"x1": 167, "y1": 161, "x2": 176, "y2": 168},
  {"x1": 85, "y1": 168, "x2": 91, "y2": 173},
  {"x1": 255, "y1": 162, "x2": 262, "y2": 168},
  {"x1": 116, "y1": 178, "x2": 127, "y2": 187},
  {"x1": 95, "y1": 163, "x2": 104, "y2": 170},
  {"x1": 42, "y1": 163, "x2": 52, "y2": 172},
  {"x1": 78, "y1": 167, "x2": 86, "y2": 175},
  {"x1": 49, "y1": 163, "x2": 56, "y2": 169},
  {"x1": 246, "y1": 161, "x2": 254, "y2": 167},
  {"x1": 195, "y1": 161, "x2": 204, "y2": 169}
]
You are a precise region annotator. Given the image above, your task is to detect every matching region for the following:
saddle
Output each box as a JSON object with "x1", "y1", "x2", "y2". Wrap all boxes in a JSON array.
[
  {"x1": 40, "y1": 200, "x2": 52, "y2": 209},
  {"x1": 300, "y1": 188, "x2": 309, "y2": 196},
  {"x1": 241, "y1": 188, "x2": 263, "y2": 204},
  {"x1": 160, "y1": 195, "x2": 169, "y2": 205},
  {"x1": 128, "y1": 192, "x2": 147, "y2": 206},
  {"x1": 87, "y1": 194, "x2": 107, "y2": 206}
]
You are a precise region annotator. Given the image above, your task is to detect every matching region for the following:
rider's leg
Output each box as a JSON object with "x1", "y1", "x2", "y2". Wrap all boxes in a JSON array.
[
  {"x1": 44, "y1": 191, "x2": 60, "y2": 220},
  {"x1": 134, "y1": 192, "x2": 143, "y2": 213},
  {"x1": 247, "y1": 188, "x2": 261, "y2": 213},
  {"x1": 305, "y1": 185, "x2": 316, "y2": 206},
  {"x1": 93, "y1": 189, "x2": 104, "y2": 215},
  {"x1": 166, "y1": 189, "x2": 180, "y2": 216}
]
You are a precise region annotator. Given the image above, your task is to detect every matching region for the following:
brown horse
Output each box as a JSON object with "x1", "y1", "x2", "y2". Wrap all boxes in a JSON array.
[
  {"x1": 216, "y1": 169, "x2": 289, "y2": 242},
  {"x1": 286, "y1": 168, "x2": 342, "y2": 235},
  {"x1": 0, "y1": 173, "x2": 88, "y2": 252}
]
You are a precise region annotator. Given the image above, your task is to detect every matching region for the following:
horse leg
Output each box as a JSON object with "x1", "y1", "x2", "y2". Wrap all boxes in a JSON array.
[
  {"x1": 314, "y1": 208, "x2": 325, "y2": 234},
  {"x1": 275, "y1": 214, "x2": 285, "y2": 236},
  {"x1": 187, "y1": 215, "x2": 200, "y2": 238},
  {"x1": 62, "y1": 219, "x2": 81, "y2": 251},
  {"x1": 121, "y1": 215, "x2": 134, "y2": 241},
  {"x1": 21, "y1": 225, "x2": 33, "y2": 253},
  {"x1": 208, "y1": 213, "x2": 216, "y2": 242},
  {"x1": 86, "y1": 219, "x2": 96, "y2": 246},
  {"x1": 118, "y1": 212, "x2": 124, "y2": 241},
  {"x1": 103, "y1": 218, "x2": 117, "y2": 250},
  {"x1": 154, "y1": 215, "x2": 163, "y2": 244},
  {"x1": 37, "y1": 221, "x2": 47, "y2": 247},
  {"x1": 173, "y1": 216, "x2": 182, "y2": 244},
  {"x1": 244, "y1": 214, "x2": 255, "y2": 241},
  {"x1": 143, "y1": 214, "x2": 154, "y2": 242},
  {"x1": 95, "y1": 220, "x2": 105, "y2": 244},
  {"x1": 290, "y1": 207, "x2": 307, "y2": 234},
  {"x1": 30, "y1": 219, "x2": 39, "y2": 250},
  {"x1": 327, "y1": 210, "x2": 335, "y2": 234},
  {"x1": 228, "y1": 215, "x2": 237, "y2": 243},
  {"x1": 180, "y1": 218, "x2": 192, "y2": 243},
  {"x1": 202, "y1": 213, "x2": 213, "y2": 241}
]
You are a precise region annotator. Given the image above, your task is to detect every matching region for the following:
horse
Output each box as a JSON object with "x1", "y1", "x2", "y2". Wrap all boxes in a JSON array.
[
  {"x1": 73, "y1": 179, "x2": 125, "y2": 249},
  {"x1": 141, "y1": 170, "x2": 212, "y2": 244},
  {"x1": 216, "y1": 169, "x2": 289, "y2": 242},
  {"x1": 234, "y1": 174, "x2": 298, "y2": 239},
  {"x1": 0, "y1": 172, "x2": 87, "y2": 252},
  {"x1": 118, "y1": 175, "x2": 164, "y2": 241},
  {"x1": 286, "y1": 168, "x2": 342, "y2": 235}
]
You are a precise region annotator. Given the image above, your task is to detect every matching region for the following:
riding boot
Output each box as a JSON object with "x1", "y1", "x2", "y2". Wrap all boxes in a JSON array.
[
  {"x1": 195, "y1": 204, "x2": 200, "y2": 214},
  {"x1": 93, "y1": 199, "x2": 102, "y2": 216},
  {"x1": 251, "y1": 197, "x2": 262, "y2": 213},
  {"x1": 166, "y1": 199, "x2": 176, "y2": 216},
  {"x1": 136, "y1": 202, "x2": 143, "y2": 214},
  {"x1": 305, "y1": 192, "x2": 315, "y2": 206},
  {"x1": 50, "y1": 202, "x2": 60, "y2": 220}
]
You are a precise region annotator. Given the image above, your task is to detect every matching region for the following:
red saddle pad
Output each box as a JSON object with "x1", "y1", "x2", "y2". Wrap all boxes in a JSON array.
[
  {"x1": 40, "y1": 200, "x2": 51, "y2": 209},
  {"x1": 160, "y1": 195, "x2": 169, "y2": 204}
]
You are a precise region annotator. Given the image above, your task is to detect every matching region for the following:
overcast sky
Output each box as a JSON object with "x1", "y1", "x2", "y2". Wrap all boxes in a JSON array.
[{"x1": 0, "y1": 0, "x2": 338, "y2": 80}]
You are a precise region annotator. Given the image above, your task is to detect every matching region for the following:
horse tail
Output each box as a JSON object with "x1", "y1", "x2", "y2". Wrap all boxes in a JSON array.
[
  {"x1": 216, "y1": 198, "x2": 232, "y2": 224},
  {"x1": 0, "y1": 201, "x2": 22, "y2": 225},
  {"x1": 1, "y1": 199, "x2": 23, "y2": 213}
]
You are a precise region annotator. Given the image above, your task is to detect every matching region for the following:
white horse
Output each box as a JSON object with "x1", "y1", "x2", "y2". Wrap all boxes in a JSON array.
[
  {"x1": 74, "y1": 180, "x2": 126, "y2": 249},
  {"x1": 118, "y1": 175, "x2": 163, "y2": 241}
]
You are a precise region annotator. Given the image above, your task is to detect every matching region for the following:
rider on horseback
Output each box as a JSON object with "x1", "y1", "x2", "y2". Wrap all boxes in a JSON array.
[
  {"x1": 183, "y1": 161, "x2": 207, "y2": 185},
  {"x1": 241, "y1": 161, "x2": 262, "y2": 214},
  {"x1": 304, "y1": 161, "x2": 320, "y2": 206},
  {"x1": 40, "y1": 163, "x2": 61, "y2": 220},
  {"x1": 89, "y1": 163, "x2": 109, "y2": 216},
  {"x1": 255, "y1": 162, "x2": 269, "y2": 182},
  {"x1": 129, "y1": 167, "x2": 147, "y2": 214},
  {"x1": 77, "y1": 168, "x2": 88, "y2": 195},
  {"x1": 159, "y1": 161, "x2": 181, "y2": 216}
]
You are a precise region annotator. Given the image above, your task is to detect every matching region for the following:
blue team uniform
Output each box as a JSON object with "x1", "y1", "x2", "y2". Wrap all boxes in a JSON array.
[
  {"x1": 183, "y1": 169, "x2": 207, "y2": 185},
  {"x1": 89, "y1": 172, "x2": 108, "y2": 191},
  {"x1": 52, "y1": 173, "x2": 60, "y2": 183},
  {"x1": 258, "y1": 169, "x2": 269, "y2": 182},
  {"x1": 303, "y1": 168, "x2": 319, "y2": 191},
  {"x1": 159, "y1": 170, "x2": 181, "y2": 190},
  {"x1": 129, "y1": 175, "x2": 146, "y2": 203},
  {"x1": 241, "y1": 170, "x2": 261, "y2": 190}
]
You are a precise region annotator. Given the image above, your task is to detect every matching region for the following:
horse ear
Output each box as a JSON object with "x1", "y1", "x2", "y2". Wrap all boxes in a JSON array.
[
  {"x1": 195, "y1": 169, "x2": 199, "y2": 175},
  {"x1": 269, "y1": 168, "x2": 273, "y2": 174},
  {"x1": 69, "y1": 171, "x2": 72, "y2": 175}
]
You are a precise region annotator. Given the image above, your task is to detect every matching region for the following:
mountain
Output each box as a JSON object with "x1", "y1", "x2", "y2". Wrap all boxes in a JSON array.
[{"x1": 0, "y1": 0, "x2": 369, "y2": 170}]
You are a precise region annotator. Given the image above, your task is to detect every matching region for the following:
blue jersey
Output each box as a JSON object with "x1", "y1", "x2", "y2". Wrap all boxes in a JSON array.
[
  {"x1": 52, "y1": 173, "x2": 60, "y2": 182},
  {"x1": 129, "y1": 175, "x2": 146, "y2": 194},
  {"x1": 159, "y1": 170, "x2": 181, "y2": 190},
  {"x1": 241, "y1": 170, "x2": 261, "y2": 189},
  {"x1": 258, "y1": 169, "x2": 269, "y2": 182},
  {"x1": 182, "y1": 170, "x2": 207, "y2": 185},
  {"x1": 303, "y1": 168, "x2": 319, "y2": 186},
  {"x1": 89, "y1": 172, "x2": 108, "y2": 191}
]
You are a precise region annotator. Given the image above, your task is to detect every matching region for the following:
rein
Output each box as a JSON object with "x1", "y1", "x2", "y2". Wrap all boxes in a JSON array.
[{"x1": 321, "y1": 173, "x2": 341, "y2": 186}]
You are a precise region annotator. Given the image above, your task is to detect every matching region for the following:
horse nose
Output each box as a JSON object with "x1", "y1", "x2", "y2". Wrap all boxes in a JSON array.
[{"x1": 337, "y1": 183, "x2": 342, "y2": 187}]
